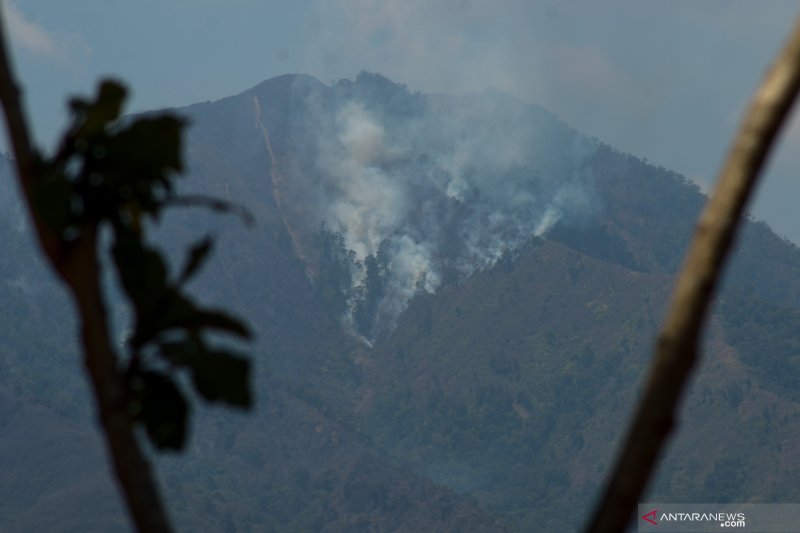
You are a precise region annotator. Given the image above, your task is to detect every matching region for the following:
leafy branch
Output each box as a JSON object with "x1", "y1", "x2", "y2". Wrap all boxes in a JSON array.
[{"x1": 0, "y1": 12, "x2": 252, "y2": 533}]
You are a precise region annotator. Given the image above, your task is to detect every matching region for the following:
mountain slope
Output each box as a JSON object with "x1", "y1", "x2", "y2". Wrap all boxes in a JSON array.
[
  {"x1": 2, "y1": 72, "x2": 800, "y2": 531},
  {"x1": 147, "y1": 72, "x2": 800, "y2": 529},
  {"x1": 356, "y1": 239, "x2": 800, "y2": 529}
]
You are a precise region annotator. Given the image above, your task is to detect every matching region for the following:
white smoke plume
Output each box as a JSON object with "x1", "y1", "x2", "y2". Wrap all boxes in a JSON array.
[
  {"x1": 327, "y1": 102, "x2": 409, "y2": 259},
  {"x1": 289, "y1": 73, "x2": 597, "y2": 339}
]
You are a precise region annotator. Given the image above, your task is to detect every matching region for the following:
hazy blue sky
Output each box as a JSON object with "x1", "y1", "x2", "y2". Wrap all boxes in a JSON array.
[{"x1": 6, "y1": 1, "x2": 800, "y2": 241}]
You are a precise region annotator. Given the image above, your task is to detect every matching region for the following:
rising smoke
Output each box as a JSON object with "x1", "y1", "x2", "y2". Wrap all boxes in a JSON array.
[{"x1": 288, "y1": 73, "x2": 597, "y2": 340}]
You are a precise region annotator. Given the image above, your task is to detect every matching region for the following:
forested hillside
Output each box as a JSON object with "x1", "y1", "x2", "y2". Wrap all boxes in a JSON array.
[{"x1": 2, "y1": 73, "x2": 800, "y2": 531}]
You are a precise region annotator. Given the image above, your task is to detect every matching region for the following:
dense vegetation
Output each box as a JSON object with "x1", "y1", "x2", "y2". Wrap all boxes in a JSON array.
[{"x1": 3, "y1": 73, "x2": 800, "y2": 531}]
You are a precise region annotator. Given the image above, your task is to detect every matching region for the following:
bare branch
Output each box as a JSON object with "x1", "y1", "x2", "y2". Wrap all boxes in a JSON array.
[
  {"x1": 0, "y1": 9, "x2": 173, "y2": 533},
  {"x1": 586, "y1": 15, "x2": 800, "y2": 533}
]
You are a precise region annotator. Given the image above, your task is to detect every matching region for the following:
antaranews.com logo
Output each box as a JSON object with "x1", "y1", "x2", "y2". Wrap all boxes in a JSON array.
[
  {"x1": 641, "y1": 508, "x2": 746, "y2": 528},
  {"x1": 638, "y1": 503, "x2": 800, "y2": 532}
]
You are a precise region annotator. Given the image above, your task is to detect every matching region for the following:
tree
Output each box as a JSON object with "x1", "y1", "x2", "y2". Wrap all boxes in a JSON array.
[
  {"x1": 586, "y1": 15, "x2": 800, "y2": 533},
  {"x1": 0, "y1": 8, "x2": 252, "y2": 533},
  {"x1": 354, "y1": 251, "x2": 388, "y2": 337}
]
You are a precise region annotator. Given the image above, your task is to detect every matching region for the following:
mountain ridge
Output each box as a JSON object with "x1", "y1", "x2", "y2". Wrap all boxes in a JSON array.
[{"x1": 2, "y1": 72, "x2": 800, "y2": 531}]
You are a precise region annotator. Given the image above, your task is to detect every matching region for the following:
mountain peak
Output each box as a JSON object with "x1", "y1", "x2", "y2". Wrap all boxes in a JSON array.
[{"x1": 239, "y1": 73, "x2": 326, "y2": 102}]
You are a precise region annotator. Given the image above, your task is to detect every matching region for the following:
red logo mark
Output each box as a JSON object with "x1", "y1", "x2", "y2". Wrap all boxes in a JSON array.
[{"x1": 642, "y1": 509, "x2": 658, "y2": 525}]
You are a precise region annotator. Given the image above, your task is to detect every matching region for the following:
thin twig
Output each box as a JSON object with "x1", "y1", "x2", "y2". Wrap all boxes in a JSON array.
[
  {"x1": 166, "y1": 193, "x2": 255, "y2": 226},
  {"x1": 586, "y1": 15, "x2": 800, "y2": 533}
]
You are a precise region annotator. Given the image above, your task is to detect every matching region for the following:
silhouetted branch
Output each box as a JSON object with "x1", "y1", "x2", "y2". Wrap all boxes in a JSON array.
[
  {"x1": 0, "y1": 9, "x2": 173, "y2": 533},
  {"x1": 166, "y1": 193, "x2": 255, "y2": 226},
  {"x1": 586, "y1": 16, "x2": 800, "y2": 533}
]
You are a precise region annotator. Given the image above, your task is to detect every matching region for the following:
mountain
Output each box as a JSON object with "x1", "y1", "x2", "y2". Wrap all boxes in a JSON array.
[{"x1": 2, "y1": 72, "x2": 800, "y2": 531}]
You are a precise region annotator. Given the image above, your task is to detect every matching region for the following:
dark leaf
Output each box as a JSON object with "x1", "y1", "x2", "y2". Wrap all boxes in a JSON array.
[
  {"x1": 188, "y1": 350, "x2": 251, "y2": 407},
  {"x1": 180, "y1": 309, "x2": 251, "y2": 339},
  {"x1": 71, "y1": 80, "x2": 127, "y2": 140},
  {"x1": 127, "y1": 288, "x2": 189, "y2": 349},
  {"x1": 136, "y1": 292, "x2": 251, "y2": 347},
  {"x1": 112, "y1": 231, "x2": 169, "y2": 345},
  {"x1": 133, "y1": 291, "x2": 199, "y2": 347},
  {"x1": 157, "y1": 338, "x2": 199, "y2": 367},
  {"x1": 112, "y1": 239, "x2": 167, "y2": 310},
  {"x1": 154, "y1": 292, "x2": 251, "y2": 340},
  {"x1": 178, "y1": 236, "x2": 213, "y2": 286},
  {"x1": 105, "y1": 115, "x2": 185, "y2": 180},
  {"x1": 132, "y1": 370, "x2": 189, "y2": 450}
]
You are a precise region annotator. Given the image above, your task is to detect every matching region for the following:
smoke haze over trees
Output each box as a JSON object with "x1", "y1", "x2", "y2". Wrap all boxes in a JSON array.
[{"x1": 3, "y1": 68, "x2": 800, "y2": 530}]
